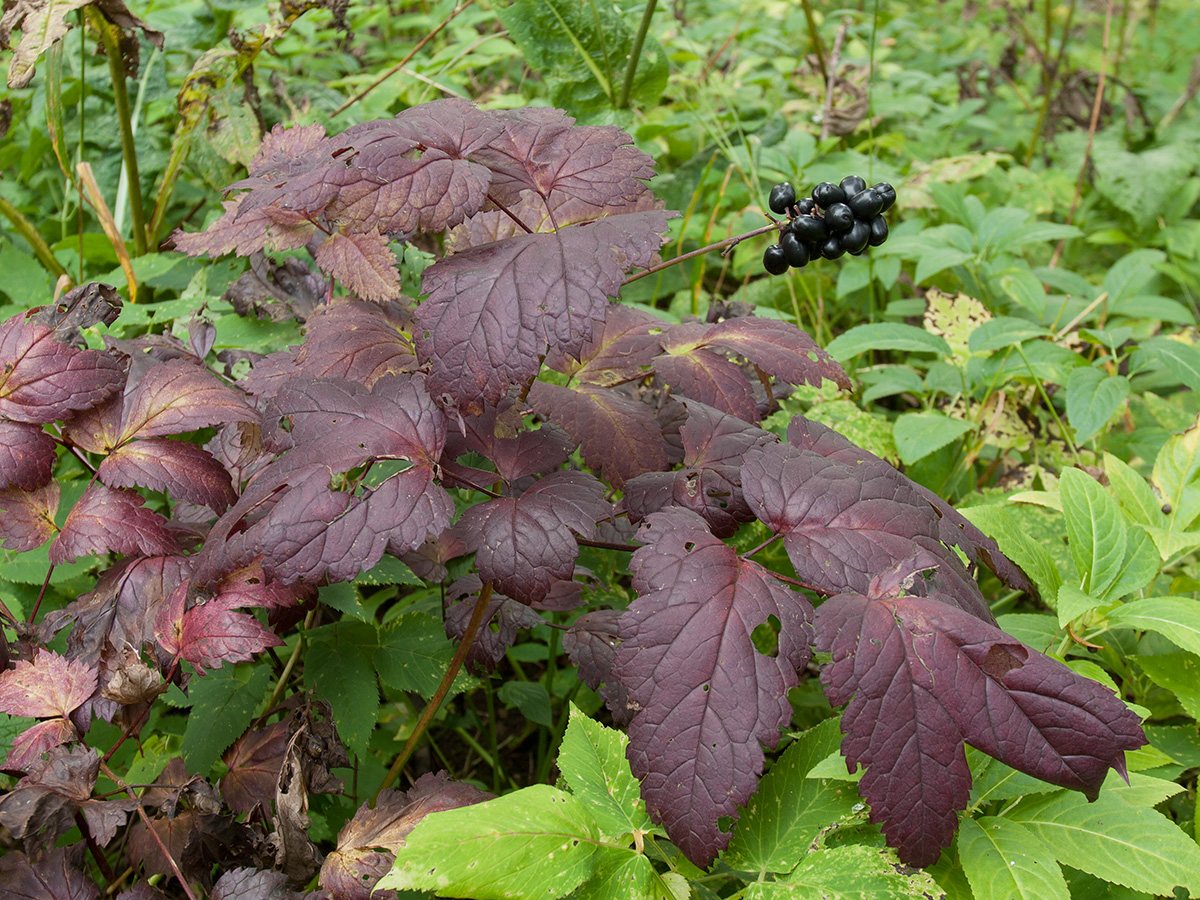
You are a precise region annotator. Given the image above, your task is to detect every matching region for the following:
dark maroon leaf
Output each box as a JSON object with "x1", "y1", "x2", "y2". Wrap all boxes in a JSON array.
[
  {"x1": 546, "y1": 301, "x2": 665, "y2": 385},
  {"x1": 117, "y1": 360, "x2": 258, "y2": 443},
  {"x1": 816, "y1": 591, "x2": 1146, "y2": 867},
  {"x1": 563, "y1": 609, "x2": 633, "y2": 726},
  {"x1": 702, "y1": 317, "x2": 850, "y2": 391},
  {"x1": 416, "y1": 211, "x2": 671, "y2": 413},
  {"x1": 313, "y1": 229, "x2": 400, "y2": 302},
  {"x1": 457, "y1": 471, "x2": 607, "y2": 604},
  {"x1": 211, "y1": 867, "x2": 301, "y2": 900},
  {"x1": 155, "y1": 582, "x2": 284, "y2": 674},
  {"x1": 49, "y1": 483, "x2": 177, "y2": 565},
  {"x1": 0, "y1": 311, "x2": 123, "y2": 424},
  {"x1": 60, "y1": 393, "x2": 124, "y2": 454},
  {"x1": 98, "y1": 439, "x2": 237, "y2": 512},
  {"x1": 225, "y1": 252, "x2": 328, "y2": 323},
  {"x1": 0, "y1": 648, "x2": 96, "y2": 719},
  {"x1": 654, "y1": 322, "x2": 759, "y2": 421},
  {"x1": 614, "y1": 508, "x2": 814, "y2": 867},
  {"x1": 529, "y1": 381, "x2": 668, "y2": 487},
  {"x1": 473, "y1": 106, "x2": 656, "y2": 206},
  {"x1": 205, "y1": 421, "x2": 271, "y2": 487},
  {"x1": 446, "y1": 402, "x2": 575, "y2": 485},
  {"x1": 443, "y1": 575, "x2": 547, "y2": 673},
  {"x1": 786, "y1": 415, "x2": 1035, "y2": 596},
  {"x1": 319, "y1": 771, "x2": 494, "y2": 900},
  {"x1": 221, "y1": 720, "x2": 290, "y2": 814},
  {"x1": 0, "y1": 482, "x2": 60, "y2": 551},
  {"x1": 0, "y1": 847, "x2": 99, "y2": 900},
  {"x1": 287, "y1": 297, "x2": 415, "y2": 389},
  {"x1": 29, "y1": 283, "x2": 123, "y2": 347},
  {"x1": 172, "y1": 196, "x2": 317, "y2": 259},
  {"x1": 214, "y1": 562, "x2": 312, "y2": 611},
  {"x1": 0, "y1": 420, "x2": 57, "y2": 490}
]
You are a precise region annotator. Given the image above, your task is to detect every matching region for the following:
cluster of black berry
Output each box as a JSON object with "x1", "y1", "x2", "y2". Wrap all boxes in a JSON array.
[{"x1": 762, "y1": 176, "x2": 896, "y2": 275}]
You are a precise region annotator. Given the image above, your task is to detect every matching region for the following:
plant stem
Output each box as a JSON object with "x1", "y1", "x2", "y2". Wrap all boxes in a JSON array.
[
  {"x1": 88, "y1": 7, "x2": 147, "y2": 256},
  {"x1": 799, "y1": 0, "x2": 828, "y2": 83},
  {"x1": 75, "y1": 810, "x2": 117, "y2": 884},
  {"x1": 375, "y1": 582, "x2": 495, "y2": 800},
  {"x1": 624, "y1": 221, "x2": 782, "y2": 285},
  {"x1": 1023, "y1": 0, "x2": 1079, "y2": 166},
  {"x1": 0, "y1": 194, "x2": 71, "y2": 283},
  {"x1": 618, "y1": 0, "x2": 658, "y2": 108},
  {"x1": 267, "y1": 610, "x2": 314, "y2": 711}
]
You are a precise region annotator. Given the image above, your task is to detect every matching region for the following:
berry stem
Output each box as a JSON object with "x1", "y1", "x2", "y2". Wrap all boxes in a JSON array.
[{"x1": 624, "y1": 221, "x2": 782, "y2": 284}]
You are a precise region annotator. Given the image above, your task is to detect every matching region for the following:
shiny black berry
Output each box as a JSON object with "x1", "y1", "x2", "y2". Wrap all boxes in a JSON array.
[
  {"x1": 763, "y1": 244, "x2": 789, "y2": 275},
  {"x1": 872, "y1": 182, "x2": 896, "y2": 213},
  {"x1": 796, "y1": 197, "x2": 816, "y2": 216},
  {"x1": 848, "y1": 188, "x2": 884, "y2": 219},
  {"x1": 868, "y1": 215, "x2": 889, "y2": 246},
  {"x1": 840, "y1": 175, "x2": 868, "y2": 197},
  {"x1": 841, "y1": 219, "x2": 871, "y2": 254},
  {"x1": 769, "y1": 182, "x2": 796, "y2": 215},
  {"x1": 780, "y1": 231, "x2": 810, "y2": 268},
  {"x1": 820, "y1": 236, "x2": 846, "y2": 260},
  {"x1": 812, "y1": 182, "x2": 846, "y2": 208},
  {"x1": 790, "y1": 214, "x2": 827, "y2": 242},
  {"x1": 824, "y1": 202, "x2": 854, "y2": 233}
]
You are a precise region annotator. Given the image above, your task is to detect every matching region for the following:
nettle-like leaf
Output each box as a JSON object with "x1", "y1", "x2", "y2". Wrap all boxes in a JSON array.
[
  {"x1": 49, "y1": 483, "x2": 177, "y2": 565},
  {"x1": 0, "y1": 310, "x2": 123, "y2": 424},
  {"x1": 613, "y1": 508, "x2": 814, "y2": 866},
  {"x1": 456, "y1": 471, "x2": 608, "y2": 604},
  {"x1": 155, "y1": 583, "x2": 284, "y2": 674},
  {"x1": 0, "y1": 480, "x2": 60, "y2": 551},
  {"x1": 97, "y1": 438, "x2": 237, "y2": 512},
  {"x1": 0, "y1": 420, "x2": 57, "y2": 490},
  {"x1": 117, "y1": 359, "x2": 258, "y2": 444},
  {"x1": 816, "y1": 591, "x2": 1146, "y2": 867},
  {"x1": 416, "y1": 210, "x2": 672, "y2": 413}
]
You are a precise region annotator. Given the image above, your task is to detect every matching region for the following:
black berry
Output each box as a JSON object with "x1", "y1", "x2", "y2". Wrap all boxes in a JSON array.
[
  {"x1": 763, "y1": 244, "x2": 789, "y2": 275},
  {"x1": 840, "y1": 219, "x2": 871, "y2": 254},
  {"x1": 868, "y1": 215, "x2": 889, "y2": 246},
  {"x1": 872, "y1": 182, "x2": 896, "y2": 213},
  {"x1": 839, "y1": 175, "x2": 867, "y2": 197},
  {"x1": 824, "y1": 202, "x2": 854, "y2": 233},
  {"x1": 819, "y1": 236, "x2": 846, "y2": 260},
  {"x1": 796, "y1": 197, "x2": 816, "y2": 216},
  {"x1": 812, "y1": 182, "x2": 846, "y2": 208},
  {"x1": 848, "y1": 188, "x2": 884, "y2": 219},
  {"x1": 769, "y1": 182, "x2": 796, "y2": 215},
  {"x1": 790, "y1": 214, "x2": 827, "y2": 243},
  {"x1": 780, "y1": 231, "x2": 810, "y2": 268}
]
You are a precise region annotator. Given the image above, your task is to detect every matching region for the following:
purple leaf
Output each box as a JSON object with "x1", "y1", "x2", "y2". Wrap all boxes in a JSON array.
[
  {"x1": 416, "y1": 211, "x2": 671, "y2": 413},
  {"x1": 457, "y1": 471, "x2": 607, "y2": 604},
  {"x1": 0, "y1": 649, "x2": 96, "y2": 719},
  {"x1": 98, "y1": 439, "x2": 237, "y2": 512},
  {"x1": 546, "y1": 301, "x2": 665, "y2": 384},
  {"x1": 0, "y1": 311, "x2": 123, "y2": 424},
  {"x1": 614, "y1": 508, "x2": 814, "y2": 867},
  {"x1": 28, "y1": 283, "x2": 122, "y2": 348},
  {"x1": 445, "y1": 402, "x2": 575, "y2": 485},
  {"x1": 313, "y1": 229, "x2": 400, "y2": 302},
  {"x1": 529, "y1": 381, "x2": 668, "y2": 487},
  {"x1": 0, "y1": 421, "x2": 57, "y2": 490},
  {"x1": 172, "y1": 196, "x2": 316, "y2": 258},
  {"x1": 60, "y1": 393, "x2": 124, "y2": 453},
  {"x1": 0, "y1": 482, "x2": 60, "y2": 551},
  {"x1": 156, "y1": 584, "x2": 284, "y2": 674},
  {"x1": 443, "y1": 575, "x2": 547, "y2": 673},
  {"x1": 49, "y1": 483, "x2": 177, "y2": 565},
  {"x1": 224, "y1": 252, "x2": 328, "y2": 324},
  {"x1": 211, "y1": 868, "x2": 301, "y2": 900},
  {"x1": 562, "y1": 609, "x2": 633, "y2": 725},
  {"x1": 702, "y1": 317, "x2": 850, "y2": 391},
  {"x1": 0, "y1": 847, "x2": 100, "y2": 900},
  {"x1": 787, "y1": 415, "x2": 1035, "y2": 595},
  {"x1": 117, "y1": 360, "x2": 258, "y2": 443},
  {"x1": 220, "y1": 720, "x2": 290, "y2": 815},
  {"x1": 654, "y1": 322, "x2": 760, "y2": 421},
  {"x1": 816, "y1": 591, "x2": 1146, "y2": 867},
  {"x1": 6, "y1": 718, "x2": 79, "y2": 772}
]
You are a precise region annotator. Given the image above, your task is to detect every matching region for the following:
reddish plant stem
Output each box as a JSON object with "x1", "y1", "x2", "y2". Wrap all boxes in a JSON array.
[
  {"x1": 487, "y1": 193, "x2": 535, "y2": 234},
  {"x1": 28, "y1": 565, "x2": 56, "y2": 623},
  {"x1": 99, "y1": 760, "x2": 200, "y2": 900},
  {"x1": 75, "y1": 810, "x2": 118, "y2": 884},
  {"x1": 624, "y1": 221, "x2": 782, "y2": 285},
  {"x1": 374, "y1": 582, "x2": 495, "y2": 800}
]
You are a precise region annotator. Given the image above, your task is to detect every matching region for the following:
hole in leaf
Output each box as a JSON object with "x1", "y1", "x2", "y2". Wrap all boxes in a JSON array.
[
  {"x1": 751, "y1": 616, "x2": 781, "y2": 658},
  {"x1": 701, "y1": 683, "x2": 709, "y2": 692},
  {"x1": 717, "y1": 815, "x2": 735, "y2": 833},
  {"x1": 684, "y1": 541, "x2": 696, "y2": 551}
]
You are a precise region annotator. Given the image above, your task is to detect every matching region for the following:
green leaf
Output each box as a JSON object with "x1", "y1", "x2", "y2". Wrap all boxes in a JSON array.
[
  {"x1": 958, "y1": 816, "x2": 1069, "y2": 900},
  {"x1": 1055, "y1": 584, "x2": 1106, "y2": 628},
  {"x1": 746, "y1": 845, "x2": 944, "y2": 899},
  {"x1": 824, "y1": 323, "x2": 951, "y2": 361},
  {"x1": 1134, "y1": 653, "x2": 1200, "y2": 718},
  {"x1": 968, "y1": 318, "x2": 1052, "y2": 353},
  {"x1": 1066, "y1": 368, "x2": 1129, "y2": 445},
  {"x1": 893, "y1": 412, "x2": 975, "y2": 465},
  {"x1": 1009, "y1": 789, "x2": 1200, "y2": 896},
  {"x1": 960, "y1": 505, "x2": 1064, "y2": 600},
  {"x1": 376, "y1": 611, "x2": 473, "y2": 699},
  {"x1": 559, "y1": 705, "x2": 656, "y2": 840},
  {"x1": 181, "y1": 664, "x2": 271, "y2": 776},
  {"x1": 498, "y1": 681, "x2": 552, "y2": 727},
  {"x1": 355, "y1": 553, "x2": 422, "y2": 586},
  {"x1": 576, "y1": 851, "x2": 668, "y2": 900},
  {"x1": 305, "y1": 621, "x2": 380, "y2": 757},
  {"x1": 0, "y1": 713, "x2": 32, "y2": 768},
  {"x1": 320, "y1": 581, "x2": 368, "y2": 621},
  {"x1": 1106, "y1": 597, "x2": 1200, "y2": 656},
  {"x1": 1102, "y1": 524, "x2": 1159, "y2": 601},
  {"x1": 1102, "y1": 453, "x2": 1166, "y2": 530},
  {"x1": 967, "y1": 749, "x2": 1062, "y2": 805},
  {"x1": 724, "y1": 718, "x2": 858, "y2": 874},
  {"x1": 1141, "y1": 337, "x2": 1200, "y2": 394},
  {"x1": 1152, "y1": 421, "x2": 1200, "y2": 530},
  {"x1": 1058, "y1": 467, "x2": 1126, "y2": 599},
  {"x1": 378, "y1": 785, "x2": 601, "y2": 899},
  {"x1": 916, "y1": 248, "x2": 975, "y2": 284}
]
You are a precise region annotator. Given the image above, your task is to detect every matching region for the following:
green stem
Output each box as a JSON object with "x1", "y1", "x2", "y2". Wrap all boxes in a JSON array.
[
  {"x1": 147, "y1": 137, "x2": 191, "y2": 250},
  {"x1": 1015, "y1": 344, "x2": 1083, "y2": 466},
  {"x1": 618, "y1": 0, "x2": 658, "y2": 109},
  {"x1": 88, "y1": 8, "x2": 147, "y2": 256},
  {"x1": 0, "y1": 193, "x2": 70, "y2": 283},
  {"x1": 375, "y1": 583, "x2": 494, "y2": 800}
]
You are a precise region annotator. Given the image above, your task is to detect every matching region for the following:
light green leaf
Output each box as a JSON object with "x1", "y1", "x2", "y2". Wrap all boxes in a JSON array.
[
  {"x1": 998, "y1": 268, "x2": 1048, "y2": 317},
  {"x1": 356, "y1": 553, "x2": 422, "y2": 586},
  {"x1": 1102, "y1": 525, "x2": 1159, "y2": 601},
  {"x1": 968, "y1": 317, "x2": 1052, "y2": 353},
  {"x1": 559, "y1": 705, "x2": 655, "y2": 840},
  {"x1": 1102, "y1": 453, "x2": 1166, "y2": 530},
  {"x1": 1106, "y1": 597, "x2": 1200, "y2": 656},
  {"x1": 1141, "y1": 337, "x2": 1200, "y2": 394},
  {"x1": 960, "y1": 506, "x2": 1063, "y2": 599},
  {"x1": 1059, "y1": 468, "x2": 1126, "y2": 599},
  {"x1": 724, "y1": 718, "x2": 858, "y2": 874},
  {"x1": 305, "y1": 621, "x2": 380, "y2": 757},
  {"x1": 378, "y1": 785, "x2": 601, "y2": 899},
  {"x1": 916, "y1": 248, "x2": 975, "y2": 284},
  {"x1": 1055, "y1": 584, "x2": 1105, "y2": 628},
  {"x1": 967, "y1": 749, "x2": 1062, "y2": 805},
  {"x1": 181, "y1": 665, "x2": 270, "y2": 776},
  {"x1": 1140, "y1": 525, "x2": 1200, "y2": 562},
  {"x1": 746, "y1": 845, "x2": 944, "y2": 899},
  {"x1": 1152, "y1": 420, "x2": 1200, "y2": 531},
  {"x1": 576, "y1": 851, "x2": 669, "y2": 900},
  {"x1": 893, "y1": 412, "x2": 975, "y2": 465},
  {"x1": 1009, "y1": 790, "x2": 1200, "y2": 896},
  {"x1": 1066, "y1": 368, "x2": 1129, "y2": 445},
  {"x1": 825, "y1": 323, "x2": 951, "y2": 361},
  {"x1": 995, "y1": 613, "x2": 1061, "y2": 653},
  {"x1": 1134, "y1": 653, "x2": 1200, "y2": 718},
  {"x1": 376, "y1": 611, "x2": 473, "y2": 699},
  {"x1": 958, "y1": 817, "x2": 1068, "y2": 900}
]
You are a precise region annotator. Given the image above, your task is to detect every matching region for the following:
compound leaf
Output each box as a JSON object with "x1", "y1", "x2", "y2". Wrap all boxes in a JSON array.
[{"x1": 181, "y1": 664, "x2": 271, "y2": 776}]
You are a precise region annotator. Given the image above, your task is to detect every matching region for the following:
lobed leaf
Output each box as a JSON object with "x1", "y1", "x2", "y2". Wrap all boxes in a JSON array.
[
  {"x1": 97, "y1": 439, "x2": 237, "y2": 512},
  {"x1": 49, "y1": 483, "x2": 177, "y2": 565},
  {"x1": 0, "y1": 420, "x2": 57, "y2": 490},
  {"x1": 117, "y1": 360, "x2": 258, "y2": 444}
]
